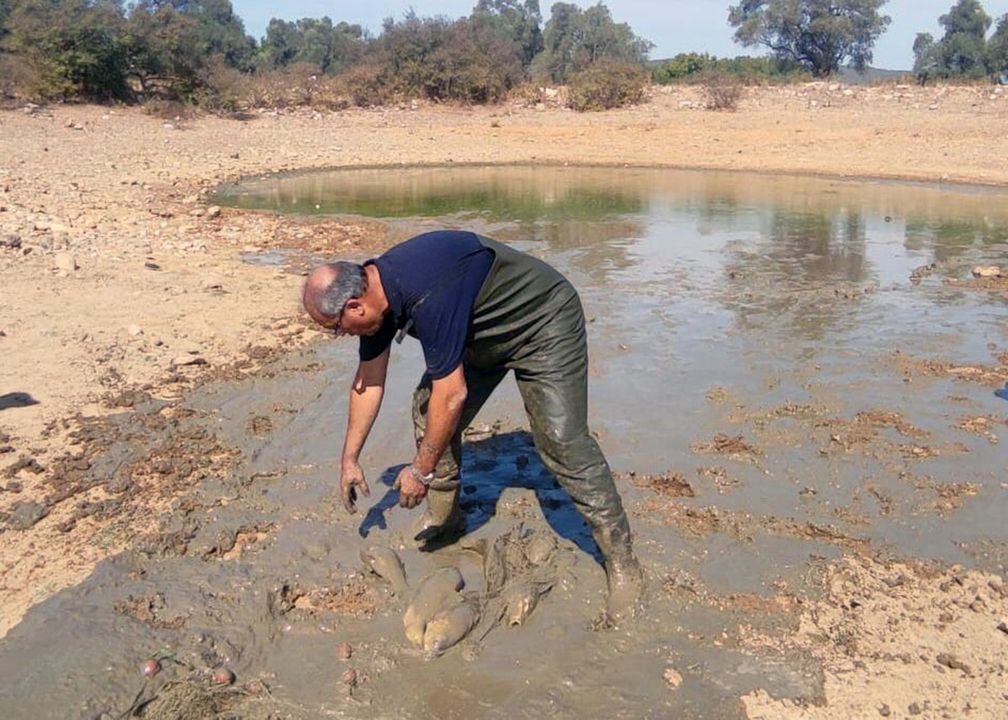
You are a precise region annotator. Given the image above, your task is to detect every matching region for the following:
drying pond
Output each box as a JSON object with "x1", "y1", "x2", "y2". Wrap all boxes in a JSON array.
[{"x1": 2, "y1": 166, "x2": 1007, "y2": 719}]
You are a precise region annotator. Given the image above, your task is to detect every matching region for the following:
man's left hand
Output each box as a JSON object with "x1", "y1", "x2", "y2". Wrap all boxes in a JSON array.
[{"x1": 394, "y1": 465, "x2": 428, "y2": 509}]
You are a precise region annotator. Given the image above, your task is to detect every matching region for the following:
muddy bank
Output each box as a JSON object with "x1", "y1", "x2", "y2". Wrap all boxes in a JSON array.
[{"x1": 1, "y1": 263, "x2": 1006, "y2": 718}]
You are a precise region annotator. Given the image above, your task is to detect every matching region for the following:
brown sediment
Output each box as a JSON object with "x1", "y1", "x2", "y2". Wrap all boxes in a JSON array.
[
  {"x1": 740, "y1": 555, "x2": 1008, "y2": 720},
  {"x1": 615, "y1": 469, "x2": 696, "y2": 498},
  {"x1": 690, "y1": 433, "x2": 763, "y2": 462},
  {"x1": 891, "y1": 352, "x2": 1008, "y2": 386},
  {"x1": 955, "y1": 415, "x2": 1002, "y2": 444},
  {"x1": 634, "y1": 498, "x2": 868, "y2": 549},
  {"x1": 292, "y1": 578, "x2": 378, "y2": 619}
]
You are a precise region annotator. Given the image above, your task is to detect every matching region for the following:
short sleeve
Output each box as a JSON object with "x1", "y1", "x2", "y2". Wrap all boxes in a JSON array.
[{"x1": 359, "y1": 314, "x2": 396, "y2": 362}]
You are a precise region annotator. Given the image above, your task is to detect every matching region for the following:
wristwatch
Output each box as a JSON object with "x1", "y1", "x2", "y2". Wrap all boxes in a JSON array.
[{"x1": 409, "y1": 464, "x2": 435, "y2": 486}]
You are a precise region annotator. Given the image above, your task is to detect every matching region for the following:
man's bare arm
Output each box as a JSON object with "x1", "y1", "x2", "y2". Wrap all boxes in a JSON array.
[{"x1": 341, "y1": 347, "x2": 391, "y2": 465}]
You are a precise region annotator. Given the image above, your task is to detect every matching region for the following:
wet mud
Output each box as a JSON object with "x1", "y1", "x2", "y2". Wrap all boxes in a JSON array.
[{"x1": 2, "y1": 168, "x2": 1008, "y2": 719}]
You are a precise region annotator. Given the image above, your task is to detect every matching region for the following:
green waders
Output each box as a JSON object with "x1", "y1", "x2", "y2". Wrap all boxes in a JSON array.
[{"x1": 411, "y1": 237, "x2": 643, "y2": 620}]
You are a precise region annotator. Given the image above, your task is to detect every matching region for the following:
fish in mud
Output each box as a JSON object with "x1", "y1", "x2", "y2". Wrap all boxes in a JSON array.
[
  {"x1": 522, "y1": 531, "x2": 557, "y2": 565},
  {"x1": 403, "y1": 567, "x2": 465, "y2": 647},
  {"x1": 501, "y1": 579, "x2": 553, "y2": 626},
  {"x1": 360, "y1": 545, "x2": 409, "y2": 595},
  {"x1": 484, "y1": 535, "x2": 509, "y2": 596},
  {"x1": 423, "y1": 594, "x2": 481, "y2": 656}
]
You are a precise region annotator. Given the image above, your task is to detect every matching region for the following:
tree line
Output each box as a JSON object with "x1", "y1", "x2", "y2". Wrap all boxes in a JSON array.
[
  {"x1": 0, "y1": 0, "x2": 653, "y2": 107},
  {"x1": 0, "y1": 0, "x2": 1006, "y2": 111},
  {"x1": 912, "y1": 0, "x2": 1008, "y2": 83}
]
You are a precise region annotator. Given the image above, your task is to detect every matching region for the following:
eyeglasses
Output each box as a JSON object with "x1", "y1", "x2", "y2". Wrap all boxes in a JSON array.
[{"x1": 325, "y1": 301, "x2": 350, "y2": 337}]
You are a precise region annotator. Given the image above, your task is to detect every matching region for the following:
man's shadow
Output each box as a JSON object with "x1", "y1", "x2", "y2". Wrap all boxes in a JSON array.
[{"x1": 358, "y1": 430, "x2": 601, "y2": 563}]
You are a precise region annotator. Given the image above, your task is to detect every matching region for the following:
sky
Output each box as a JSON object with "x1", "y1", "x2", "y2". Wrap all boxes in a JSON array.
[{"x1": 231, "y1": 0, "x2": 1008, "y2": 71}]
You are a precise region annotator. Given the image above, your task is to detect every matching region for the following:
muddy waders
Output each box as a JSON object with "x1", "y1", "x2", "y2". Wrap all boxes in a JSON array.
[{"x1": 411, "y1": 237, "x2": 644, "y2": 620}]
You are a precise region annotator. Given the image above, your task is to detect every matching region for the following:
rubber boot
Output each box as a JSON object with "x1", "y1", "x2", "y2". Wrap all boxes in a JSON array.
[
  {"x1": 593, "y1": 524, "x2": 645, "y2": 624},
  {"x1": 413, "y1": 478, "x2": 466, "y2": 550}
]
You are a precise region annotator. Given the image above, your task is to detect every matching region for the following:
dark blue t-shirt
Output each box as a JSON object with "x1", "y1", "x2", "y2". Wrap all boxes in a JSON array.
[{"x1": 359, "y1": 231, "x2": 494, "y2": 379}]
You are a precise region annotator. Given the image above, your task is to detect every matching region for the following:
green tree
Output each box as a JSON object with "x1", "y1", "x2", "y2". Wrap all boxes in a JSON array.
[
  {"x1": 258, "y1": 16, "x2": 366, "y2": 73},
  {"x1": 912, "y1": 32, "x2": 941, "y2": 83},
  {"x1": 470, "y1": 0, "x2": 542, "y2": 66},
  {"x1": 178, "y1": 0, "x2": 255, "y2": 70},
  {"x1": 2, "y1": 0, "x2": 129, "y2": 99},
  {"x1": 936, "y1": 0, "x2": 991, "y2": 77},
  {"x1": 990, "y1": 14, "x2": 1008, "y2": 75},
  {"x1": 258, "y1": 17, "x2": 300, "y2": 68},
  {"x1": 537, "y1": 2, "x2": 652, "y2": 83},
  {"x1": 374, "y1": 11, "x2": 522, "y2": 102},
  {"x1": 728, "y1": 0, "x2": 891, "y2": 77},
  {"x1": 122, "y1": 1, "x2": 201, "y2": 95},
  {"x1": 424, "y1": 18, "x2": 523, "y2": 101}
]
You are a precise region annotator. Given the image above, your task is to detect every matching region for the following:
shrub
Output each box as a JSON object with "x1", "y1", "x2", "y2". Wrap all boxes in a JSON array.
[
  {"x1": 701, "y1": 71, "x2": 742, "y2": 111},
  {"x1": 141, "y1": 97, "x2": 198, "y2": 120},
  {"x1": 374, "y1": 15, "x2": 522, "y2": 104},
  {"x1": 652, "y1": 53, "x2": 808, "y2": 86},
  {"x1": 567, "y1": 60, "x2": 648, "y2": 111},
  {"x1": 652, "y1": 52, "x2": 711, "y2": 83},
  {"x1": 507, "y1": 81, "x2": 567, "y2": 108},
  {"x1": 0, "y1": 52, "x2": 58, "y2": 101},
  {"x1": 335, "y1": 62, "x2": 392, "y2": 107},
  {"x1": 194, "y1": 56, "x2": 254, "y2": 111}
]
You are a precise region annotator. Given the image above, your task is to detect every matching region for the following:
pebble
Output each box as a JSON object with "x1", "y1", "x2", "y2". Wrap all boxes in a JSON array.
[
  {"x1": 53, "y1": 252, "x2": 78, "y2": 272},
  {"x1": 6, "y1": 500, "x2": 48, "y2": 530},
  {"x1": 127, "y1": 324, "x2": 143, "y2": 336},
  {"x1": 172, "y1": 354, "x2": 207, "y2": 367},
  {"x1": 663, "y1": 667, "x2": 683, "y2": 689},
  {"x1": 936, "y1": 652, "x2": 971, "y2": 674},
  {"x1": 243, "y1": 679, "x2": 268, "y2": 696},
  {"x1": 972, "y1": 265, "x2": 1002, "y2": 278},
  {"x1": 340, "y1": 668, "x2": 357, "y2": 687},
  {"x1": 335, "y1": 642, "x2": 352, "y2": 660},
  {"x1": 206, "y1": 205, "x2": 221, "y2": 218},
  {"x1": 211, "y1": 667, "x2": 235, "y2": 685},
  {"x1": 879, "y1": 704, "x2": 891, "y2": 717},
  {"x1": 997, "y1": 619, "x2": 1007, "y2": 635},
  {"x1": 141, "y1": 659, "x2": 161, "y2": 677}
]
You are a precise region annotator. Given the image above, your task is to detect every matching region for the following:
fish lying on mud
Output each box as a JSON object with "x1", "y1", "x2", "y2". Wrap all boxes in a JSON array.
[
  {"x1": 360, "y1": 545, "x2": 409, "y2": 595},
  {"x1": 501, "y1": 579, "x2": 553, "y2": 626},
  {"x1": 422, "y1": 594, "x2": 481, "y2": 657},
  {"x1": 403, "y1": 567, "x2": 465, "y2": 647}
]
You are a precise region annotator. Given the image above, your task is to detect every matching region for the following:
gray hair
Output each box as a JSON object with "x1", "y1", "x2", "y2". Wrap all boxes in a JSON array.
[{"x1": 316, "y1": 261, "x2": 364, "y2": 317}]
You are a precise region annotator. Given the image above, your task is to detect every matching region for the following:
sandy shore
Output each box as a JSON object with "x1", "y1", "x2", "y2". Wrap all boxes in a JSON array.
[{"x1": 1, "y1": 81, "x2": 1007, "y2": 718}]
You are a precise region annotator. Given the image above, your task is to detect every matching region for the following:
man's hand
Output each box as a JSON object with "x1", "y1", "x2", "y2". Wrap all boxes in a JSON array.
[
  {"x1": 393, "y1": 465, "x2": 428, "y2": 509},
  {"x1": 340, "y1": 460, "x2": 371, "y2": 514}
]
